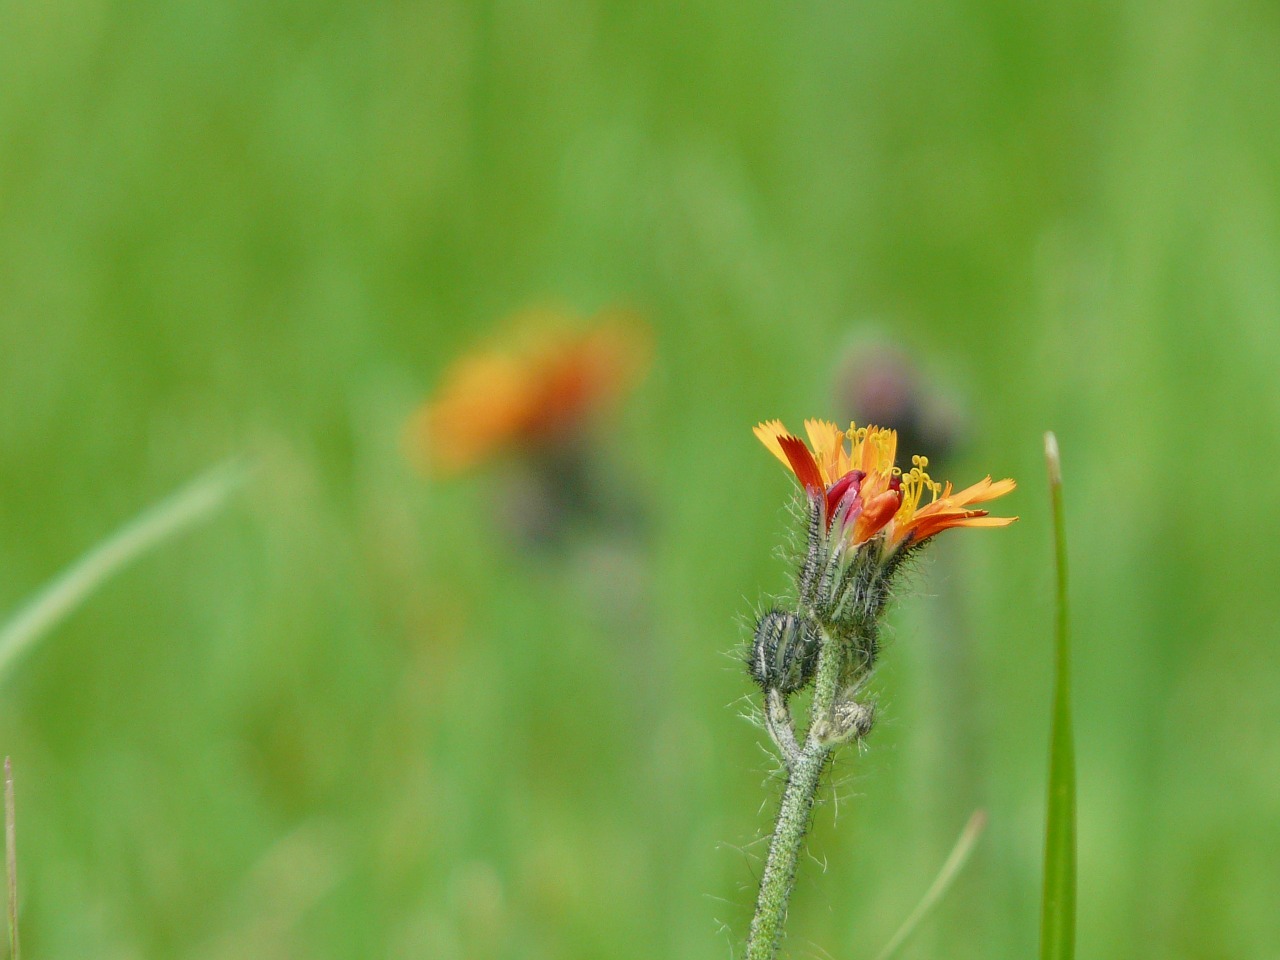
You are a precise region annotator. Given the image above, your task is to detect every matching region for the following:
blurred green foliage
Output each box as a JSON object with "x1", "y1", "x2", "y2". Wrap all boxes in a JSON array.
[{"x1": 3, "y1": 0, "x2": 1279, "y2": 957}]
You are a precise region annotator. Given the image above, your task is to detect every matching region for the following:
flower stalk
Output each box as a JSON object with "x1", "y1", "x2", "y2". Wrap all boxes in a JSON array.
[
  {"x1": 746, "y1": 625, "x2": 846, "y2": 960},
  {"x1": 743, "y1": 419, "x2": 1016, "y2": 960}
]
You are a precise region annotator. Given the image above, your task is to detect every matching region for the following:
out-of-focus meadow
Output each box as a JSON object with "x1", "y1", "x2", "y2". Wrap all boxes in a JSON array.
[{"x1": 3, "y1": 1, "x2": 1279, "y2": 957}]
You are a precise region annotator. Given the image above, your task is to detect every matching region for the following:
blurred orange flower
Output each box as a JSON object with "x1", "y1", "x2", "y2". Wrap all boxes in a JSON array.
[{"x1": 409, "y1": 308, "x2": 650, "y2": 476}]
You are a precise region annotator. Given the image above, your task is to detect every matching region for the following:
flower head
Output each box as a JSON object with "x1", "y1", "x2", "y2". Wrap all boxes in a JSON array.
[
  {"x1": 408, "y1": 308, "x2": 650, "y2": 476},
  {"x1": 754, "y1": 418, "x2": 1016, "y2": 554}
]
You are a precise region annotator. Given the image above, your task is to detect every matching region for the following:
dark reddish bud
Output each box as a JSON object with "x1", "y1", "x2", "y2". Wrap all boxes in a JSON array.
[{"x1": 824, "y1": 470, "x2": 865, "y2": 526}]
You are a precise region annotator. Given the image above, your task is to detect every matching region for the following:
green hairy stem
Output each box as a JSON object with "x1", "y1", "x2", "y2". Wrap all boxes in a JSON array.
[{"x1": 745, "y1": 626, "x2": 847, "y2": 960}]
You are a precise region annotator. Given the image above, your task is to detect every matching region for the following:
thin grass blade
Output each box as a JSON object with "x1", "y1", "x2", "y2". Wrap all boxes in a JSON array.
[
  {"x1": 0, "y1": 460, "x2": 249, "y2": 684},
  {"x1": 4, "y1": 757, "x2": 16, "y2": 960},
  {"x1": 1039, "y1": 432, "x2": 1076, "y2": 960},
  {"x1": 872, "y1": 809, "x2": 987, "y2": 960}
]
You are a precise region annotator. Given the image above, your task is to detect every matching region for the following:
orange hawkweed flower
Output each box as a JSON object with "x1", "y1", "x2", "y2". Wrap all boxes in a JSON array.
[
  {"x1": 409, "y1": 309, "x2": 650, "y2": 476},
  {"x1": 754, "y1": 418, "x2": 1015, "y2": 553}
]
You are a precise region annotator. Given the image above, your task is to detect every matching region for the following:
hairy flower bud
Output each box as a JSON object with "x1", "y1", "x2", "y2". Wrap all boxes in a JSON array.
[
  {"x1": 812, "y1": 696, "x2": 876, "y2": 747},
  {"x1": 748, "y1": 609, "x2": 819, "y2": 695},
  {"x1": 831, "y1": 698, "x2": 876, "y2": 741}
]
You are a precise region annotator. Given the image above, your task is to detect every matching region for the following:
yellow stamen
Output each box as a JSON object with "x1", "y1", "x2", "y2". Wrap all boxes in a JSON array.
[{"x1": 897, "y1": 454, "x2": 942, "y2": 521}]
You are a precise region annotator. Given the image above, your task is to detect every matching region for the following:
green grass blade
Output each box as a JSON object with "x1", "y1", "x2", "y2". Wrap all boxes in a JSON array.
[
  {"x1": 1040, "y1": 432, "x2": 1076, "y2": 960},
  {"x1": 0, "y1": 460, "x2": 249, "y2": 684},
  {"x1": 872, "y1": 809, "x2": 988, "y2": 960},
  {"x1": 4, "y1": 758, "x2": 16, "y2": 960}
]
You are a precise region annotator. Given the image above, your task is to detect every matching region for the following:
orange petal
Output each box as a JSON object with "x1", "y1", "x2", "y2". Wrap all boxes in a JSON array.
[
  {"x1": 948, "y1": 476, "x2": 1017, "y2": 507},
  {"x1": 905, "y1": 509, "x2": 1018, "y2": 543},
  {"x1": 753, "y1": 420, "x2": 793, "y2": 469},
  {"x1": 413, "y1": 353, "x2": 536, "y2": 475},
  {"x1": 951, "y1": 515, "x2": 1018, "y2": 527},
  {"x1": 851, "y1": 489, "x2": 903, "y2": 544},
  {"x1": 803, "y1": 419, "x2": 845, "y2": 483},
  {"x1": 778, "y1": 434, "x2": 825, "y2": 494}
]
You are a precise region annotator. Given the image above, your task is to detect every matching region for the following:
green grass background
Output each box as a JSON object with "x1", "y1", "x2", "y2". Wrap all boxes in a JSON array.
[{"x1": 3, "y1": 0, "x2": 1280, "y2": 956}]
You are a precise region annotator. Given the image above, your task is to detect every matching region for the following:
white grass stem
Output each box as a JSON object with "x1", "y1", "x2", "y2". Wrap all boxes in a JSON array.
[
  {"x1": 0, "y1": 460, "x2": 248, "y2": 683},
  {"x1": 872, "y1": 809, "x2": 987, "y2": 960}
]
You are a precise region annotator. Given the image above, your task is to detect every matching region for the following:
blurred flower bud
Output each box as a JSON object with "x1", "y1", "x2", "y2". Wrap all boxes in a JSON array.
[{"x1": 833, "y1": 336, "x2": 966, "y2": 468}]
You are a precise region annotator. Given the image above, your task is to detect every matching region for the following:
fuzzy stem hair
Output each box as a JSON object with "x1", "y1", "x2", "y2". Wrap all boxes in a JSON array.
[{"x1": 745, "y1": 622, "x2": 850, "y2": 960}]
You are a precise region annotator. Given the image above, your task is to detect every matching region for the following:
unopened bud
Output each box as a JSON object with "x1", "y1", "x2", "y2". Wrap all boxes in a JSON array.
[
  {"x1": 814, "y1": 697, "x2": 876, "y2": 746},
  {"x1": 748, "y1": 610, "x2": 818, "y2": 695},
  {"x1": 834, "y1": 699, "x2": 875, "y2": 740}
]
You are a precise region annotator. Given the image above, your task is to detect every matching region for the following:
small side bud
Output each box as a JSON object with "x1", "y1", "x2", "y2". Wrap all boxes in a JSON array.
[
  {"x1": 814, "y1": 698, "x2": 876, "y2": 746},
  {"x1": 748, "y1": 610, "x2": 819, "y2": 695},
  {"x1": 833, "y1": 699, "x2": 875, "y2": 740}
]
